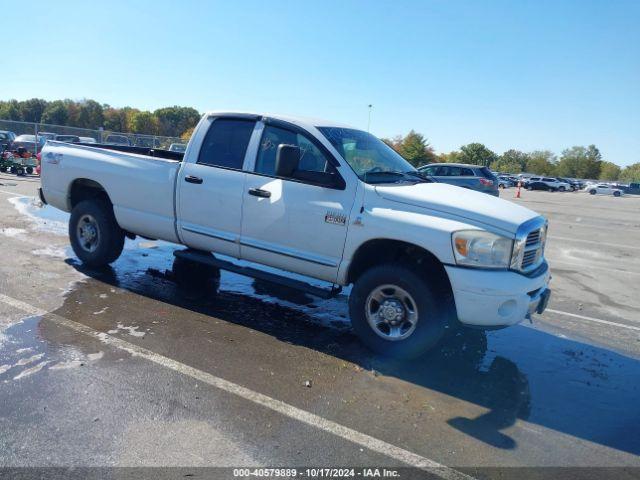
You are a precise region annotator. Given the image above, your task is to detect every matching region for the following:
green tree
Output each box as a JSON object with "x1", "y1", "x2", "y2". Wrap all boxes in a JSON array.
[
  {"x1": 131, "y1": 111, "x2": 158, "y2": 135},
  {"x1": 492, "y1": 149, "x2": 529, "y2": 173},
  {"x1": 0, "y1": 100, "x2": 21, "y2": 120},
  {"x1": 103, "y1": 106, "x2": 127, "y2": 131},
  {"x1": 41, "y1": 100, "x2": 69, "y2": 125},
  {"x1": 19, "y1": 98, "x2": 48, "y2": 123},
  {"x1": 556, "y1": 145, "x2": 602, "y2": 179},
  {"x1": 458, "y1": 143, "x2": 497, "y2": 166},
  {"x1": 437, "y1": 151, "x2": 462, "y2": 163},
  {"x1": 153, "y1": 106, "x2": 200, "y2": 137},
  {"x1": 599, "y1": 161, "x2": 621, "y2": 181},
  {"x1": 526, "y1": 150, "x2": 557, "y2": 176},
  {"x1": 620, "y1": 163, "x2": 640, "y2": 183},
  {"x1": 75, "y1": 100, "x2": 104, "y2": 129},
  {"x1": 396, "y1": 130, "x2": 435, "y2": 167}
]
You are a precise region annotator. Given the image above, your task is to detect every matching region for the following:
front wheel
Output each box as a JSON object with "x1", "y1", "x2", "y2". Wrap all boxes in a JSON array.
[
  {"x1": 349, "y1": 264, "x2": 449, "y2": 359},
  {"x1": 558, "y1": 186, "x2": 566, "y2": 192},
  {"x1": 69, "y1": 199, "x2": 125, "y2": 267},
  {"x1": 613, "y1": 191, "x2": 621, "y2": 197},
  {"x1": 589, "y1": 189, "x2": 596, "y2": 195}
]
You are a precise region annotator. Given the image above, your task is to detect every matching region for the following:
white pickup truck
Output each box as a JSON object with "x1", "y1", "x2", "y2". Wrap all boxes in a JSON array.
[{"x1": 40, "y1": 112, "x2": 551, "y2": 357}]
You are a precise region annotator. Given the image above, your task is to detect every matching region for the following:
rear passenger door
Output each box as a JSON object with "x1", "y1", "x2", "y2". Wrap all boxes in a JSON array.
[{"x1": 177, "y1": 116, "x2": 257, "y2": 258}]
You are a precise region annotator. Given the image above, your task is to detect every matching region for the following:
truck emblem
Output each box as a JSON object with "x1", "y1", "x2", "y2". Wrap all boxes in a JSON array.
[{"x1": 325, "y1": 211, "x2": 346, "y2": 226}]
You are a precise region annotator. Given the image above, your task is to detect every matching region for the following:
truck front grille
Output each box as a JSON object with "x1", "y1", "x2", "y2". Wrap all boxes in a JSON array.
[{"x1": 515, "y1": 222, "x2": 547, "y2": 273}]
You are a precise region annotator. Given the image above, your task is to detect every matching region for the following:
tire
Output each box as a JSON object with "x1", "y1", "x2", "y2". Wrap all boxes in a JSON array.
[
  {"x1": 349, "y1": 264, "x2": 449, "y2": 359},
  {"x1": 589, "y1": 189, "x2": 596, "y2": 195},
  {"x1": 613, "y1": 191, "x2": 621, "y2": 197},
  {"x1": 16, "y1": 167, "x2": 25, "y2": 176},
  {"x1": 558, "y1": 186, "x2": 566, "y2": 192},
  {"x1": 0, "y1": 166, "x2": 6, "y2": 172},
  {"x1": 9, "y1": 165, "x2": 16, "y2": 174},
  {"x1": 69, "y1": 199, "x2": 125, "y2": 267},
  {"x1": 26, "y1": 166, "x2": 33, "y2": 175}
]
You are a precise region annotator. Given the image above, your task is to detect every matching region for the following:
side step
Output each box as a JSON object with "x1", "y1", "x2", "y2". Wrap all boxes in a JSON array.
[{"x1": 173, "y1": 249, "x2": 342, "y2": 300}]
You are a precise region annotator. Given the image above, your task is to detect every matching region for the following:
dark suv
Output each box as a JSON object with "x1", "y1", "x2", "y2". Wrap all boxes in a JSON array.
[{"x1": 418, "y1": 163, "x2": 499, "y2": 196}]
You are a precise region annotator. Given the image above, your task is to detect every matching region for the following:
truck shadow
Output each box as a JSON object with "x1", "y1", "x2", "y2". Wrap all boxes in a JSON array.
[{"x1": 60, "y1": 253, "x2": 640, "y2": 457}]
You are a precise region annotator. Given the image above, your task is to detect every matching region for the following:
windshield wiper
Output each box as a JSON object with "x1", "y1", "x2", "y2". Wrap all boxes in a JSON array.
[
  {"x1": 363, "y1": 171, "x2": 414, "y2": 184},
  {"x1": 403, "y1": 171, "x2": 434, "y2": 183}
]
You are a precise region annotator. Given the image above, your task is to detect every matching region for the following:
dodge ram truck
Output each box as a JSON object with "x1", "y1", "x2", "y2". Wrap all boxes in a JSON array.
[{"x1": 39, "y1": 112, "x2": 551, "y2": 358}]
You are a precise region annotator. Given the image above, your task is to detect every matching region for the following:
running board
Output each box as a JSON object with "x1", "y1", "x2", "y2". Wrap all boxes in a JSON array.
[{"x1": 173, "y1": 249, "x2": 342, "y2": 300}]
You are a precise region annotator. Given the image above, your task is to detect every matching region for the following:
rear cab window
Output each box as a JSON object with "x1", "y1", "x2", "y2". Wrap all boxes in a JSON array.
[{"x1": 198, "y1": 118, "x2": 256, "y2": 169}]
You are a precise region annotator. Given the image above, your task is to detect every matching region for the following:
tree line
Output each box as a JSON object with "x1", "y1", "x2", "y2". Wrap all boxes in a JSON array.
[
  {"x1": 383, "y1": 130, "x2": 639, "y2": 182},
  {"x1": 0, "y1": 98, "x2": 200, "y2": 139},
  {"x1": 1, "y1": 98, "x2": 638, "y2": 182}
]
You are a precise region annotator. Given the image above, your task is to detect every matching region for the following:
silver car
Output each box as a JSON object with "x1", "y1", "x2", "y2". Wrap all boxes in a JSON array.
[{"x1": 418, "y1": 163, "x2": 499, "y2": 196}]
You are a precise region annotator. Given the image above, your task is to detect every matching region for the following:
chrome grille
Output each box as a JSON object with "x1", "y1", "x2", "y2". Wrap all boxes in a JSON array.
[
  {"x1": 525, "y1": 229, "x2": 541, "y2": 247},
  {"x1": 513, "y1": 218, "x2": 547, "y2": 274}
]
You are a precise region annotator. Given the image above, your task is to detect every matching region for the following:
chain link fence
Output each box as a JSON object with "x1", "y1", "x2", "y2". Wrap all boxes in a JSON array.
[{"x1": 0, "y1": 119, "x2": 185, "y2": 151}]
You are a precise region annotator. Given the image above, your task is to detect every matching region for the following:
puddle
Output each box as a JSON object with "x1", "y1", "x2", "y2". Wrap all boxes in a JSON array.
[{"x1": 8, "y1": 196, "x2": 69, "y2": 236}]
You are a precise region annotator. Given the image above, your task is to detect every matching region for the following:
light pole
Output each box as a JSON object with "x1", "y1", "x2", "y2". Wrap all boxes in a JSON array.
[{"x1": 367, "y1": 104, "x2": 373, "y2": 133}]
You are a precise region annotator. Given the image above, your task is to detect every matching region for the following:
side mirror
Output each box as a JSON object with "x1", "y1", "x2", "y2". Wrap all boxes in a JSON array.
[{"x1": 275, "y1": 144, "x2": 300, "y2": 178}]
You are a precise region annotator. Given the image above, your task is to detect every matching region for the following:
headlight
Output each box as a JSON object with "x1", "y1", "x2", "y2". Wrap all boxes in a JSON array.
[{"x1": 452, "y1": 230, "x2": 513, "y2": 269}]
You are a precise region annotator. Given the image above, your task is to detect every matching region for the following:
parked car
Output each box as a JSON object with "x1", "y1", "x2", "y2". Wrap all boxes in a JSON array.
[
  {"x1": 497, "y1": 175, "x2": 515, "y2": 188},
  {"x1": 0, "y1": 130, "x2": 17, "y2": 146},
  {"x1": 524, "y1": 177, "x2": 571, "y2": 191},
  {"x1": 10, "y1": 134, "x2": 46, "y2": 154},
  {"x1": 55, "y1": 135, "x2": 81, "y2": 143},
  {"x1": 135, "y1": 137, "x2": 161, "y2": 148},
  {"x1": 104, "y1": 134, "x2": 131, "y2": 146},
  {"x1": 418, "y1": 163, "x2": 499, "y2": 196},
  {"x1": 38, "y1": 132, "x2": 57, "y2": 141},
  {"x1": 169, "y1": 143, "x2": 187, "y2": 153},
  {"x1": 555, "y1": 177, "x2": 580, "y2": 191},
  {"x1": 585, "y1": 183, "x2": 624, "y2": 197},
  {"x1": 620, "y1": 182, "x2": 640, "y2": 195},
  {"x1": 78, "y1": 137, "x2": 97, "y2": 144},
  {"x1": 40, "y1": 111, "x2": 551, "y2": 358}
]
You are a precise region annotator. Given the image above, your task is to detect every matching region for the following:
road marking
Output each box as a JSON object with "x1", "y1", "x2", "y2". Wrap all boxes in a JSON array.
[
  {"x1": 0, "y1": 293, "x2": 472, "y2": 480},
  {"x1": 549, "y1": 235, "x2": 640, "y2": 251},
  {"x1": 0, "y1": 188, "x2": 28, "y2": 197},
  {"x1": 546, "y1": 308, "x2": 640, "y2": 332}
]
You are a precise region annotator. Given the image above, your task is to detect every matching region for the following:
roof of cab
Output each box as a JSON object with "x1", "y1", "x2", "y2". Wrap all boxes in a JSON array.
[{"x1": 205, "y1": 111, "x2": 355, "y2": 131}]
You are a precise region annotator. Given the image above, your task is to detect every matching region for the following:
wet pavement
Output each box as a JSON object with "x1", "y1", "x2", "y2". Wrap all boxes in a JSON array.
[{"x1": 0, "y1": 175, "x2": 639, "y2": 475}]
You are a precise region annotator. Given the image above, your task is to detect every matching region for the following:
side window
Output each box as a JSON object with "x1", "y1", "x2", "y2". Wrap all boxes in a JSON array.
[
  {"x1": 256, "y1": 125, "x2": 330, "y2": 176},
  {"x1": 422, "y1": 166, "x2": 435, "y2": 175},
  {"x1": 461, "y1": 168, "x2": 474, "y2": 176},
  {"x1": 543, "y1": 178, "x2": 555, "y2": 182},
  {"x1": 197, "y1": 119, "x2": 256, "y2": 169},
  {"x1": 448, "y1": 167, "x2": 462, "y2": 176}
]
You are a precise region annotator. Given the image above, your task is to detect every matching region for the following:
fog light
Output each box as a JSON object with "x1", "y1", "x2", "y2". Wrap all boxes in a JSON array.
[{"x1": 498, "y1": 300, "x2": 517, "y2": 317}]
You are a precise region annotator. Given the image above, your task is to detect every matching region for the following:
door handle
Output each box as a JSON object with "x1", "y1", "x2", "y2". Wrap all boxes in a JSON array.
[
  {"x1": 185, "y1": 175, "x2": 203, "y2": 184},
  {"x1": 248, "y1": 188, "x2": 271, "y2": 198}
]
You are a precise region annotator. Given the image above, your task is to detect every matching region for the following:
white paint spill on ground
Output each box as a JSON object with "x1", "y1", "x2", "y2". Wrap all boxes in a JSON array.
[
  {"x1": 0, "y1": 364, "x2": 11, "y2": 374},
  {"x1": 16, "y1": 353, "x2": 45, "y2": 366},
  {"x1": 99, "y1": 294, "x2": 108, "y2": 299},
  {"x1": 48, "y1": 359, "x2": 84, "y2": 370},
  {"x1": 32, "y1": 246, "x2": 67, "y2": 258},
  {"x1": 13, "y1": 361, "x2": 49, "y2": 380},
  {"x1": 8, "y1": 196, "x2": 68, "y2": 236},
  {"x1": 107, "y1": 324, "x2": 146, "y2": 337},
  {"x1": 93, "y1": 307, "x2": 108, "y2": 315},
  {"x1": 16, "y1": 347, "x2": 33, "y2": 354},
  {"x1": 0, "y1": 227, "x2": 27, "y2": 237}
]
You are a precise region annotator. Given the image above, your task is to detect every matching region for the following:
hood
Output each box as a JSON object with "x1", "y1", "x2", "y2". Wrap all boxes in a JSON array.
[{"x1": 374, "y1": 182, "x2": 540, "y2": 235}]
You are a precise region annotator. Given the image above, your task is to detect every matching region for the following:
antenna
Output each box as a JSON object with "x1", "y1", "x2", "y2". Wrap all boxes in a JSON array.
[{"x1": 367, "y1": 104, "x2": 373, "y2": 133}]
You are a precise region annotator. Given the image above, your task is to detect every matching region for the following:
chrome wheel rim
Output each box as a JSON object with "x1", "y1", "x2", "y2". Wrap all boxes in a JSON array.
[
  {"x1": 365, "y1": 284, "x2": 418, "y2": 341},
  {"x1": 76, "y1": 214, "x2": 100, "y2": 253}
]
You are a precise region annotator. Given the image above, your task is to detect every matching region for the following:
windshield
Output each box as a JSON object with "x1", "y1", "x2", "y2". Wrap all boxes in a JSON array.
[{"x1": 318, "y1": 127, "x2": 417, "y2": 183}]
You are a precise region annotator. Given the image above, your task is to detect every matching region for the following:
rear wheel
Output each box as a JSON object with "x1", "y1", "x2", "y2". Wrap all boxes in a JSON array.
[
  {"x1": 26, "y1": 166, "x2": 33, "y2": 175},
  {"x1": 349, "y1": 264, "x2": 449, "y2": 358},
  {"x1": 613, "y1": 191, "x2": 621, "y2": 197},
  {"x1": 589, "y1": 189, "x2": 596, "y2": 195},
  {"x1": 558, "y1": 186, "x2": 566, "y2": 192},
  {"x1": 69, "y1": 199, "x2": 125, "y2": 267}
]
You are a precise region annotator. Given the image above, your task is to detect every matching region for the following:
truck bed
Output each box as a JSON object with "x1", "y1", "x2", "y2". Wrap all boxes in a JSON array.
[
  {"x1": 76, "y1": 143, "x2": 184, "y2": 162},
  {"x1": 41, "y1": 141, "x2": 182, "y2": 244}
]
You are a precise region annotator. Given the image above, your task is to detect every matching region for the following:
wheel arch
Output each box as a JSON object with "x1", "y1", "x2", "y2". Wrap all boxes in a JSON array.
[
  {"x1": 345, "y1": 238, "x2": 454, "y2": 305},
  {"x1": 68, "y1": 178, "x2": 113, "y2": 210}
]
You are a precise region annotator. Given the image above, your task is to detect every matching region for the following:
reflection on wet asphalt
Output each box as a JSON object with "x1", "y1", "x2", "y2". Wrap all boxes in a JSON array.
[{"x1": 3, "y1": 196, "x2": 640, "y2": 461}]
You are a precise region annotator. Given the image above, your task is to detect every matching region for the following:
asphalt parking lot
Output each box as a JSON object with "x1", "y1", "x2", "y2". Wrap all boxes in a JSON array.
[{"x1": 0, "y1": 174, "x2": 639, "y2": 477}]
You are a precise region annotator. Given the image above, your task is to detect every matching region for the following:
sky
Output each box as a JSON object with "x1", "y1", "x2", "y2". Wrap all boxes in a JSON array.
[{"x1": 2, "y1": 0, "x2": 639, "y2": 166}]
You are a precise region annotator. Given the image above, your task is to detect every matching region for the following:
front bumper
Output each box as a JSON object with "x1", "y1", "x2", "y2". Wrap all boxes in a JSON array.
[{"x1": 445, "y1": 264, "x2": 551, "y2": 328}]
